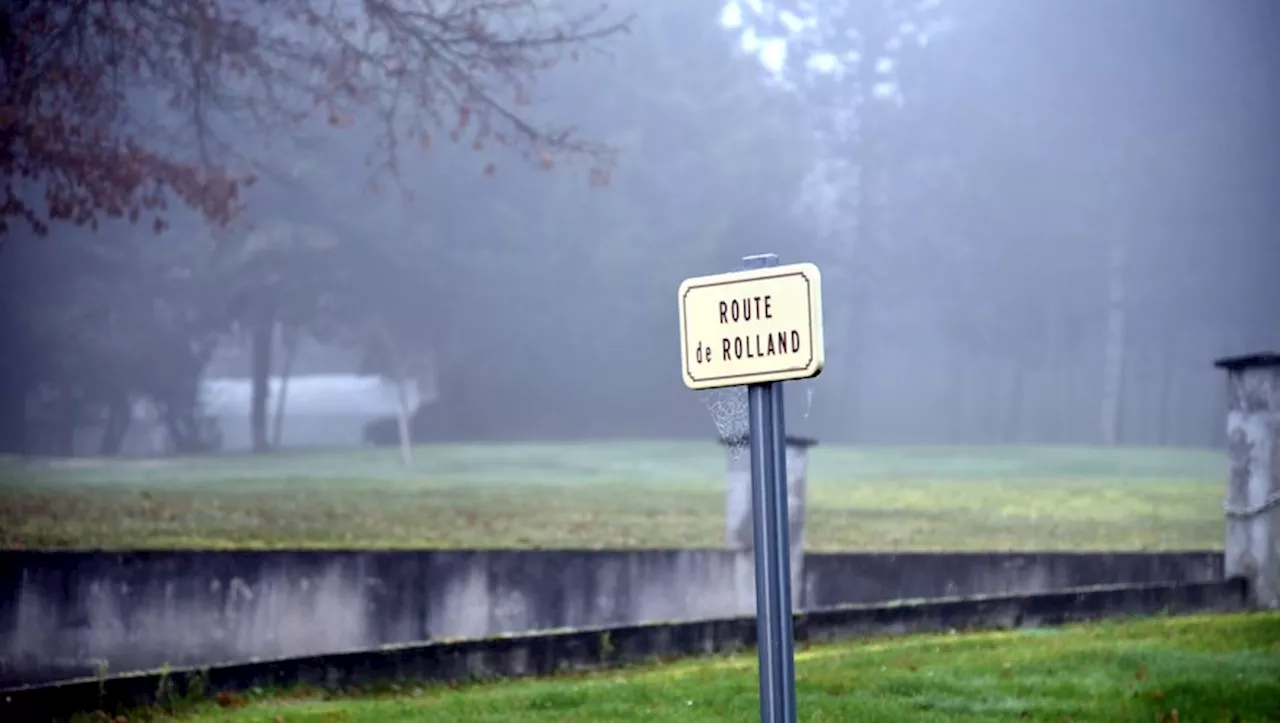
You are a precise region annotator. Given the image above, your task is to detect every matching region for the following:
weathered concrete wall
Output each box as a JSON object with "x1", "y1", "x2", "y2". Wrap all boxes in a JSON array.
[
  {"x1": 1216, "y1": 353, "x2": 1280, "y2": 608},
  {"x1": 3, "y1": 579, "x2": 1247, "y2": 722},
  {"x1": 802, "y1": 551, "x2": 1223, "y2": 609},
  {"x1": 0, "y1": 549, "x2": 1223, "y2": 688}
]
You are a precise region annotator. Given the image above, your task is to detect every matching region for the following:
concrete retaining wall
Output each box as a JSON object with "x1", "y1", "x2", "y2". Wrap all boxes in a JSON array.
[
  {"x1": 0, "y1": 549, "x2": 1223, "y2": 688},
  {"x1": 802, "y1": 551, "x2": 1223, "y2": 608},
  {"x1": 2, "y1": 579, "x2": 1248, "y2": 722}
]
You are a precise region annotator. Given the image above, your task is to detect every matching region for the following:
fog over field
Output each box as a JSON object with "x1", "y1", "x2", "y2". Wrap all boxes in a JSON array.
[{"x1": 2, "y1": 0, "x2": 1276, "y2": 457}]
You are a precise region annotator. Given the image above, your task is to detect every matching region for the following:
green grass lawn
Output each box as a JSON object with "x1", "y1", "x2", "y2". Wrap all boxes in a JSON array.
[
  {"x1": 0, "y1": 443, "x2": 1226, "y2": 551},
  {"x1": 109, "y1": 611, "x2": 1280, "y2": 723}
]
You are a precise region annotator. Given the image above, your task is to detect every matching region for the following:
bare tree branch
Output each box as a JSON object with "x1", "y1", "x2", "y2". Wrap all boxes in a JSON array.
[{"x1": 0, "y1": 0, "x2": 632, "y2": 237}]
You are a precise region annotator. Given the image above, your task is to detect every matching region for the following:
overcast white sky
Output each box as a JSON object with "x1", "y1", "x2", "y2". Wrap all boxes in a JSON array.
[
  {"x1": 719, "y1": 0, "x2": 944, "y2": 88},
  {"x1": 720, "y1": 0, "x2": 836, "y2": 78}
]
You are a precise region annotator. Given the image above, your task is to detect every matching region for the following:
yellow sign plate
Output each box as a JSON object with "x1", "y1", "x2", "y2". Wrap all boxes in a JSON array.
[{"x1": 678, "y1": 262, "x2": 825, "y2": 390}]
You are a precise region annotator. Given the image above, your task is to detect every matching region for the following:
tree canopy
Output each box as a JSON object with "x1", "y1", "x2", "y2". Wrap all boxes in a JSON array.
[{"x1": 1, "y1": 0, "x2": 632, "y2": 237}]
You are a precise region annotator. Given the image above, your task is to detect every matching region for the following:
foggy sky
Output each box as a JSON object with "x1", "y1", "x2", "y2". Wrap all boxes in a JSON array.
[{"x1": 3, "y1": 0, "x2": 1277, "y2": 453}]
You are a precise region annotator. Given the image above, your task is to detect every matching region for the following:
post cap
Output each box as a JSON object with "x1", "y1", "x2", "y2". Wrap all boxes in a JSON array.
[
  {"x1": 742, "y1": 253, "x2": 779, "y2": 269},
  {"x1": 1213, "y1": 353, "x2": 1280, "y2": 372}
]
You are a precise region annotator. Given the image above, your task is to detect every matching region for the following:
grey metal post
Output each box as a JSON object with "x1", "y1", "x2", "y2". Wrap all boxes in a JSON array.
[
  {"x1": 743, "y1": 253, "x2": 798, "y2": 723},
  {"x1": 769, "y1": 379, "x2": 797, "y2": 709}
]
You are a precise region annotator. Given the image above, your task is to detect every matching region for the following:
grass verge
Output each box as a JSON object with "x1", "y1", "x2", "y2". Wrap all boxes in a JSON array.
[{"x1": 90, "y1": 611, "x2": 1280, "y2": 722}]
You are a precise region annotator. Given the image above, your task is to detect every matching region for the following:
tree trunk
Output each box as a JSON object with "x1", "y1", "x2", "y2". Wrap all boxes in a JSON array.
[
  {"x1": 271, "y1": 324, "x2": 300, "y2": 450},
  {"x1": 0, "y1": 375, "x2": 26, "y2": 455},
  {"x1": 952, "y1": 345, "x2": 967, "y2": 442},
  {"x1": 1157, "y1": 327, "x2": 1175, "y2": 445},
  {"x1": 1042, "y1": 293, "x2": 1065, "y2": 441},
  {"x1": 1004, "y1": 359, "x2": 1026, "y2": 444},
  {"x1": 249, "y1": 312, "x2": 274, "y2": 454},
  {"x1": 395, "y1": 382, "x2": 414, "y2": 466},
  {"x1": 376, "y1": 325, "x2": 415, "y2": 466},
  {"x1": 826, "y1": 307, "x2": 863, "y2": 443},
  {"x1": 0, "y1": 307, "x2": 30, "y2": 454},
  {"x1": 1099, "y1": 240, "x2": 1127, "y2": 445},
  {"x1": 56, "y1": 395, "x2": 77, "y2": 456},
  {"x1": 166, "y1": 417, "x2": 196, "y2": 454},
  {"x1": 99, "y1": 394, "x2": 133, "y2": 456}
]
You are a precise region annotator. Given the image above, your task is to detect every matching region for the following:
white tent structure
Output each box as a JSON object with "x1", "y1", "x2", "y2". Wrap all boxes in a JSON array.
[
  {"x1": 201, "y1": 374, "x2": 433, "y2": 452},
  {"x1": 66, "y1": 373, "x2": 437, "y2": 457}
]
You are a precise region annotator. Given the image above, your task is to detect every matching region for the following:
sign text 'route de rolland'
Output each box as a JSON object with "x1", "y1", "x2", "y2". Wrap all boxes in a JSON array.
[{"x1": 677, "y1": 255, "x2": 825, "y2": 723}]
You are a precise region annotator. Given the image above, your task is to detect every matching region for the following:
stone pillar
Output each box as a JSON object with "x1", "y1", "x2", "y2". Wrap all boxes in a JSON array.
[
  {"x1": 722, "y1": 435, "x2": 816, "y2": 609},
  {"x1": 1214, "y1": 353, "x2": 1280, "y2": 609}
]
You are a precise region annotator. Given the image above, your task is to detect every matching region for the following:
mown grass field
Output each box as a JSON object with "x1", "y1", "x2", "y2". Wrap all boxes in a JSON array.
[
  {"x1": 95, "y1": 612, "x2": 1280, "y2": 723},
  {"x1": 0, "y1": 442, "x2": 1225, "y2": 551}
]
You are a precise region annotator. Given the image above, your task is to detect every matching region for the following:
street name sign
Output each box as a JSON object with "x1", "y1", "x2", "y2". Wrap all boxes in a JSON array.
[{"x1": 677, "y1": 262, "x2": 825, "y2": 390}]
